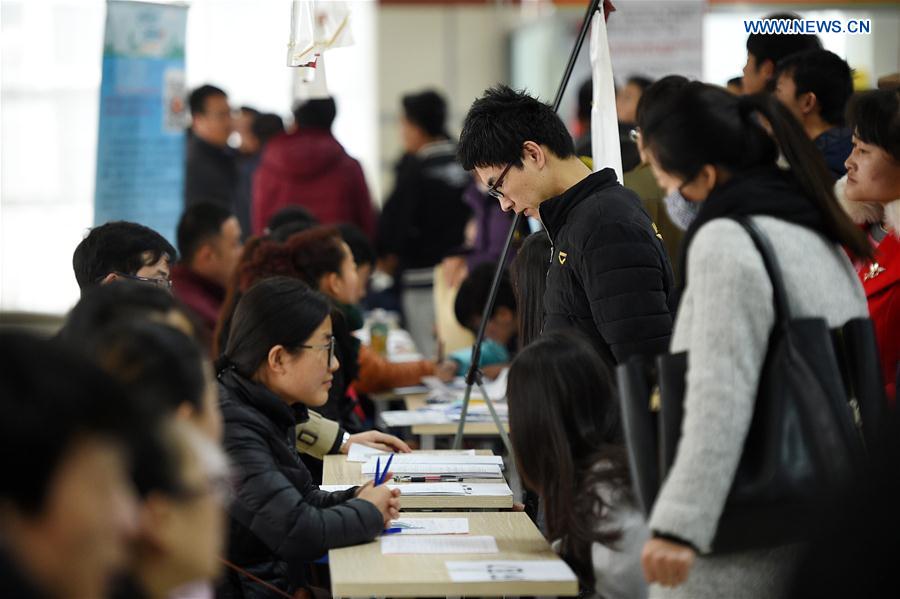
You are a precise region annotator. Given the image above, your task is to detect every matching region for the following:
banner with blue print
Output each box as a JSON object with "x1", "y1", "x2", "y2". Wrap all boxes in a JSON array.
[{"x1": 94, "y1": 0, "x2": 189, "y2": 245}]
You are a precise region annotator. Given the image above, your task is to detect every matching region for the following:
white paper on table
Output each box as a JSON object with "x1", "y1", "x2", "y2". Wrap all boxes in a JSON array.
[
  {"x1": 386, "y1": 483, "x2": 466, "y2": 496},
  {"x1": 379, "y1": 410, "x2": 450, "y2": 427},
  {"x1": 318, "y1": 484, "x2": 355, "y2": 492},
  {"x1": 363, "y1": 454, "x2": 503, "y2": 468},
  {"x1": 362, "y1": 463, "x2": 503, "y2": 479},
  {"x1": 445, "y1": 560, "x2": 577, "y2": 582},
  {"x1": 462, "y1": 483, "x2": 514, "y2": 497},
  {"x1": 381, "y1": 535, "x2": 498, "y2": 555},
  {"x1": 388, "y1": 518, "x2": 469, "y2": 535},
  {"x1": 347, "y1": 447, "x2": 477, "y2": 463}
]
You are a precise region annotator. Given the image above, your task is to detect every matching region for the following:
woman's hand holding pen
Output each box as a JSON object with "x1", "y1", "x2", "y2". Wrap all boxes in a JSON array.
[{"x1": 357, "y1": 479, "x2": 401, "y2": 525}]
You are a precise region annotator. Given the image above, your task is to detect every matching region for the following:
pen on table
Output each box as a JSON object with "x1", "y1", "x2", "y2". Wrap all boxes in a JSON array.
[
  {"x1": 382, "y1": 527, "x2": 403, "y2": 535},
  {"x1": 376, "y1": 453, "x2": 394, "y2": 486},
  {"x1": 393, "y1": 475, "x2": 464, "y2": 482}
]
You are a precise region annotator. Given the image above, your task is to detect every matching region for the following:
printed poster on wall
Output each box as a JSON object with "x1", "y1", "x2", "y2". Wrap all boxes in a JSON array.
[{"x1": 94, "y1": 0, "x2": 189, "y2": 245}]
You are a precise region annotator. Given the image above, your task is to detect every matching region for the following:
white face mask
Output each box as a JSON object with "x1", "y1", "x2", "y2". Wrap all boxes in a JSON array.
[{"x1": 663, "y1": 188, "x2": 702, "y2": 231}]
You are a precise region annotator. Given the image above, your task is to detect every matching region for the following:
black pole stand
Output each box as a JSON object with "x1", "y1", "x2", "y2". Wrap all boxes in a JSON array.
[{"x1": 452, "y1": 0, "x2": 602, "y2": 452}]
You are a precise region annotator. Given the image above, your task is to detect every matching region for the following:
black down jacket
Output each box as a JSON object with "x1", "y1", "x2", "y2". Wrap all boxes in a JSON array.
[
  {"x1": 216, "y1": 369, "x2": 383, "y2": 599},
  {"x1": 538, "y1": 168, "x2": 676, "y2": 368}
]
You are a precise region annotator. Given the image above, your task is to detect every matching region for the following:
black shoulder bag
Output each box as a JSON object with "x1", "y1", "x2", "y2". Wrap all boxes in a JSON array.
[{"x1": 616, "y1": 216, "x2": 887, "y2": 553}]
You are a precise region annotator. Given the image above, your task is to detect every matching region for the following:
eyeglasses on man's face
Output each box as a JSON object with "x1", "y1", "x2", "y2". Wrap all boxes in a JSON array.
[
  {"x1": 486, "y1": 163, "x2": 514, "y2": 202},
  {"x1": 299, "y1": 335, "x2": 336, "y2": 367}
]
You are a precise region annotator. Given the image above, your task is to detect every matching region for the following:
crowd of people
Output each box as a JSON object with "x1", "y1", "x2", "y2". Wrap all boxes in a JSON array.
[{"x1": 3, "y1": 11, "x2": 899, "y2": 599}]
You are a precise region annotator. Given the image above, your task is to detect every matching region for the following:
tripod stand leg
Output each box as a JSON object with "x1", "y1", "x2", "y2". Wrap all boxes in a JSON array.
[{"x1": 477, "y1": 381, "x2": 513, "y2": 457}]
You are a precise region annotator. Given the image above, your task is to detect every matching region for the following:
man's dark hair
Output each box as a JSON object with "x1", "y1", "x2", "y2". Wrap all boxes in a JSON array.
[
  {"x1": 89, "y1": 320, "x2": 207, "y2": 416},
  {"x1": 252, "y1": 113, "x2": 285, "y2": 145},
  {"x1": 177, "y1": 202, "x2": 234, "y2": 264},
  {"x1": 72, "y1": 221, "x2": 176, "y2": 291},
  {"x1": 626, "y1": 75, "x2": 654, "y2": 93},
  {"x1": 293, "y1": 98, "x2": 337, "y2": 129},
  {"x1": 775, "y1": 49, "x2": 853, "y2": 126},
  {"x1": 267, "y1": 205, "x2": 319, "y2": 241},
  {"x1": 402, "y1": 90, "x2": 449, "y2": 138},
  {"x1": 846, "y1": 88, "x2": 900, "y2": 161},
  {"x1": 454, "y1": 262, "x2": 516, "y2": 333},
  {"x1": 189, "y1": 84, "x2": 227, "y2": 115},
  {"x1": 458, "y1": 85, "x2": 575, "y2": 170},
  {"x1": 338, "y1": 223, "x2": 375, "y2": 268},
  {"x1": 239, "y1": 105, "x2": 260, "y2": 118},
  {"x1": 0, "y1": 333, "x2": 149, "y2": 514},
  {"x1": 58, "y1": 280, "x2": 180, "y2": 344},
  {"x1": 746, "y1": 13, "x2": 821, "y2": 79}
]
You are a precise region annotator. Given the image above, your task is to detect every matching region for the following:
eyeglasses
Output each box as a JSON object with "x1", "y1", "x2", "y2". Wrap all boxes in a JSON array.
[
  {"x1": 486, "y1": 163, "x2": 514, "y2": 201},
  {"x1": 299, "y1": 335, "x2": 336, "y2": 366},
  {"x1": 111, "y1": 272, "x2": 173, "y2": 290}
]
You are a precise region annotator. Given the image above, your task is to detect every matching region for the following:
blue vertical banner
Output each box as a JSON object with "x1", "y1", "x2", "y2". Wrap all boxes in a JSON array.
[{"x1": 94, "y1": 0, "x2": 189, "y2": 245}]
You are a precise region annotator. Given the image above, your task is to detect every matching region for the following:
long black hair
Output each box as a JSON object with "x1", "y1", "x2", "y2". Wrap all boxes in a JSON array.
[
  {"x1": 220, "y1": 277, "x2": 332, "y2": 378},
  {"x1": 507, "y1": 332, "x2": 630, "y2": 591},
  {"x1": 640, "y1": 81, "x2": 871, "y2": 258},
  {"x1": 510, "y1": 230, "x2": 551, "y2": 349}
]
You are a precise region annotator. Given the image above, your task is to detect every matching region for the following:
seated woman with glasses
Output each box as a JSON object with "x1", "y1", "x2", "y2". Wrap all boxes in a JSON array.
[{"x1": 215, "y1": 277, "x2": 401, "y2": 599}]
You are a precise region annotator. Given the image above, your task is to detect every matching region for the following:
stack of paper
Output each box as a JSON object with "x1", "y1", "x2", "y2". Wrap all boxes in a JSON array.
[
  {"x1": 346, "y1": 445, "x2": 475, "y2": 463},
  {"x1": 361, "y1": 455, "x2": 505, "y2": 479},
  {"x1": 445, "y1": 560, "x2": 577, "y2": 582},
  {"x1": 379, "y1": 410, "x2": 451, "y2": 427},
  {"x1": 381, "y1": 535, "x2": 498, "y2": 555},
  {"x1": 388, "y1": 518, "x2": 469, "y2": 535},
  {"x1": 318, "y1": 482, "x2": 514, "y2": 497}
]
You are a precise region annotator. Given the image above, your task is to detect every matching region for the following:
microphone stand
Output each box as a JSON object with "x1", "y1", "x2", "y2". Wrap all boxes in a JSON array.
[{"x1": 452, "y1": 0, "x2": 602, "y2": 452}]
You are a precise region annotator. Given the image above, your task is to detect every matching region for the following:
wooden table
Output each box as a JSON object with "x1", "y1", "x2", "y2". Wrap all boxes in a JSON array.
[
  {"x1": 329, "y1": 512, "x2": 578, "y2": 597},
  {"x1": 322, "y1": 452, "x2": 513, "y2": 510}
]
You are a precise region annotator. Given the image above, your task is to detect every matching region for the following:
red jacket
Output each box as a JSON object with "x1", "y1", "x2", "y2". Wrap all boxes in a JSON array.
[
  {"x1": 252, "y1": 129, "x2": 376, "y2": 238},
  {"x1": 170, "y1": 264, "x2": 225, "y2": 354},
  {"x1": 855, "y1": 232, "x2": 900, "y2": 402}
]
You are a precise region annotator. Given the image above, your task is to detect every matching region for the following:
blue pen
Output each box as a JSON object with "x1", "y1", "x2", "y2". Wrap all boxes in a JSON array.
[
  {"x1": 382, "y1": 527, "x2": 403, "y2": 535},
  {"x1": 375, "y1": 456, "x2": 382, "y2": 486},
  {"x1": 379, "y1": 453, "x2": 395, "y2": 486}
]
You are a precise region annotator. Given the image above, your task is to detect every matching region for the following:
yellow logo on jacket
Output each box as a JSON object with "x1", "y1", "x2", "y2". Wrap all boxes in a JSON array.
[{"x1": 558, "y1": 251, "x2": 568, "y2": 265}]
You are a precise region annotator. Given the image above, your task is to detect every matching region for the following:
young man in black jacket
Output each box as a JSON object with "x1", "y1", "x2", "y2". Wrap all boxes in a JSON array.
[{"x1": 458, "y1": 85, "x2": 675, "y2": 367}]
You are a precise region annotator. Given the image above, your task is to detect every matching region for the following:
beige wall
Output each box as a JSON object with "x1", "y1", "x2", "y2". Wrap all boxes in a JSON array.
[{"x1": 376, "y1": 4, "x2": 519, "y2": 203}]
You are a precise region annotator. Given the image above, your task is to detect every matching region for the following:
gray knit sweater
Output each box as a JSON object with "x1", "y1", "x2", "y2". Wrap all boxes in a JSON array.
[{"x1": 648, "y1": 217, "x2": 868, "y2": 599}]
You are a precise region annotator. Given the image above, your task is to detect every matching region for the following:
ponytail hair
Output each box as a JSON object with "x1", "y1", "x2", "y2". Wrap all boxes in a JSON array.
[
  {"x1": 219, "y1": 277, "x2": 331, "y2": 378},
  {"x1": 641, "y1": 81, "x2": 872, "y2": 259}
]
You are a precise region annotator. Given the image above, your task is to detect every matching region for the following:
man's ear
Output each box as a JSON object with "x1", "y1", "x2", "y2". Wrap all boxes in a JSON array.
[
  {"x1": 522, "y1": 141, "x2": 547, "y2": 169},
  {"x1": 193, "y1": 243, "x2": 216, "y2": 267},
  {"x1": 799, "y1": 91, "x2": 818, "y2": 116},
  {"x1": 100, "y1": 273, "x2": 119, "y2": 286},
  {"x1": 494, "y1": 306, "x2": 515, "y2": 324},
  {"x1": 698, "y1": 164, "x2": 719, "y2": 195}
]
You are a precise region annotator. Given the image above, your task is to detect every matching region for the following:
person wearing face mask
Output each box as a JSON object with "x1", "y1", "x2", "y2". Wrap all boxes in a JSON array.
[
  {"x1": 215, "y1": 277, "x2": 401, "y2": 599},
  {"x1": 835, "y1": 88, "x2": 900, "y2": 401},
  {"x1": 637, "y1": 82, "x2": 871, "y2": 599}
]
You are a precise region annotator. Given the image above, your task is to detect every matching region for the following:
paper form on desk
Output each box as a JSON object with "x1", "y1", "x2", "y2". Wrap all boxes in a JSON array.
[
  {"x1": 362, "y1": 454, "x2": 503, "y2": 468},
  {"x1": 445, "y1": 560, "x2": 577, "y2": 582},
  {"x1": 381, "y1": 535, "x2": 498, "y2": 555},
  {"x1": 362, "y1": 463, "x2": 503, "y2": 479},
  {"x1": 462, "y1": 483, "x2": 514, "y2": 496},
  {"x1": 387, "y1": 483, "x2": 466, "y2": 495},
  {"x1": 388, "y1": 518, "x2": 469, "y2": 535},
  {"x1": 320, "y1": 483, "x2": 468, "y2": 495},
  {"x1": 379, "y1": 410, "x2": 451, "y2": 427},
  {"x1": 346, "y1": 445, "x2": 475, "y2": 463}
]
